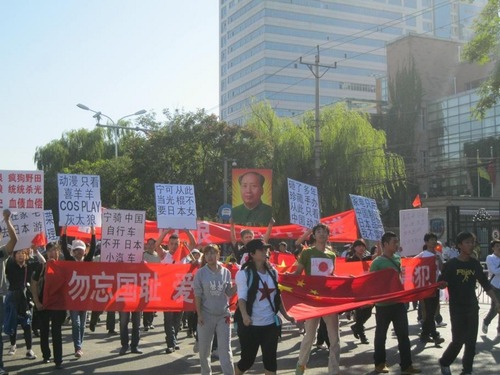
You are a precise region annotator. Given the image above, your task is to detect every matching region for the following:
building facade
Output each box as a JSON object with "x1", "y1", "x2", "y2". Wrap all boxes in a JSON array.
[{"x1": 219, "y1": 0, "x2": 486, "y2": 125}]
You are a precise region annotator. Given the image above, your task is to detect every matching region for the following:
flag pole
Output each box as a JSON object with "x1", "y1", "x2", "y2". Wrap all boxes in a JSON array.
[
  {"x1": 491, "y1": 146, "x2": 494, "y2": 197},
  {"x1": 477, "y1": 149, "x2": 480, "y2": 197}
]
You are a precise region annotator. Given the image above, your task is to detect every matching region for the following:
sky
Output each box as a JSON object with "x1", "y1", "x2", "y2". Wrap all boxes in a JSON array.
[{"x1": 0, "y1": 1, "x2": 219, "y2": 171}]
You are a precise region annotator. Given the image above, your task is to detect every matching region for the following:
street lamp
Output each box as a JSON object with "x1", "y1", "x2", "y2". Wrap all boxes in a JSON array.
[
  {"x1": 223, "y1": 158, "x2": 237, "y2": 204},
  {"x1": 77, "y1": 103, "x2": 147, "y2": 158}
]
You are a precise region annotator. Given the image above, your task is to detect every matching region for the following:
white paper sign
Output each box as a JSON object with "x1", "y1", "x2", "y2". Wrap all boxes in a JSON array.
[
  {"x1": 57, "y1": 173, "x2": 101, "y2": 227},
  {"x1": 287, "y1": 178, "x2": 320, "y2": 228},
  {"x1": 155, "y1": 183, "x2": 197, "y2": 230},
  {"x1": 43, "y1": 210, "x2": 58, "y2": 243},
  {"x1": 399, "y1": 208, "x2": 429, "y2": 257},
  {"x1": 350, "y1": 194, "x2": 384, "y2": 241},
  {"x1": 0, "y1": 211, "x2": 45, "y2": 250},
  {"x1": 0, "y1": 170, "x2": 44, "y2": 211},
  {"x1": 100, "y1": 208, "x2": 146, "y2": 263}
]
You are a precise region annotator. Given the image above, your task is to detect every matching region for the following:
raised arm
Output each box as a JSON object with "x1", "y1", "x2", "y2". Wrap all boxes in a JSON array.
[
  {"x1": 32, "y1": 245, "x2": 46, "y2": 264},
  {"x1": 60, "y1": 226, "x2": 74, "y2": 261},
  {"x1": 2, "y1": 209, "x2": 17, "y2": 255},
  {"x1": 263, "y1": 217, "x2": 275, "y2": 243},
  {"x1": 230, "y1": 218, "x2": 237, "y2": 247},
  {"x1": 295, "y1": 228, "x2": 312, "y2": 247},
  {"x1": 184, "y1": 229, "x2": 196, "y2": 251},
  {"x1": 155, "y1": 229, "x2": 169, "y2": 251},
  {"x1": 84, "y1": 225, "x2": 96, "y2": 262}
]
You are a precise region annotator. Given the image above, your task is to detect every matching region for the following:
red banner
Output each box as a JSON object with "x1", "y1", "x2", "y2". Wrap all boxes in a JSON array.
[
  {"x1": 65, "y1": 209, "x2": 359, "y2": 244},
  {"x1": 43, "y1": 257, "x2": 437, "y2": 315},
  {"x1": 279, "y1": 257, "x2": 438, "y2": 321}
]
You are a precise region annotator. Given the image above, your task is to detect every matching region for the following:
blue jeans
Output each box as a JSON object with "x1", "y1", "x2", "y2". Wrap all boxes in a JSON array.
[
  {"x1": 70, "y1": 310, "x2": 87, "y2": 351},
  {"x1": 163, "y1": 312, "x2": 181, "y2": 348}
]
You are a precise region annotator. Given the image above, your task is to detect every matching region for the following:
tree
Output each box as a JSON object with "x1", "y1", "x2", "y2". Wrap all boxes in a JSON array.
[{"x1": 462, "y1": 0, "x2": 500, "y2": 117}]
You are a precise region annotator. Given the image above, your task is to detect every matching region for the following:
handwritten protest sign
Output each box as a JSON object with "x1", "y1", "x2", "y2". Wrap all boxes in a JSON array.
[
  {"x1": 349, "y1": 194, "x2": 384, "y2": 241},
  {"x1": 155, "y1": 184, "x2": 197, "y2": 230},
  {"x1": 287, "y1": 178, "x2": 320, "y2": 228},
  {"x1": 399, "y1": 208, "x2": 429, "y2": 256},
  {"x1": 58, "y1": 173, "x2": 101, "y2": 227},
  {"x1": 0, "y1": 170, "x2": 44, "y2": 211},
  {"x1": 100, "y1": 208, "x2": 146, "y2": 263},
  {"x1": 43, "y1": 210, "x2": 58, "y2": 243},
  {"x1": 0, "y1": 211, "x2": 44, "y2": 250}
]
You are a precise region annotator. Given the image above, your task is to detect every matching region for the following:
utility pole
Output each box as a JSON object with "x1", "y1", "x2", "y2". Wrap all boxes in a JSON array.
[{"x1": 300, "y1": 45, "x2": 336, "y2": 191}]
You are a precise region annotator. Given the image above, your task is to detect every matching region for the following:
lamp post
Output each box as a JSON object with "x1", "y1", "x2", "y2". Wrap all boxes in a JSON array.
[
  {"x1": 76, "y1": 103, "x2": 147, "y2": 158},
  {"x1": 223, "y1": 158, "x2": 237, "y2": 204}
]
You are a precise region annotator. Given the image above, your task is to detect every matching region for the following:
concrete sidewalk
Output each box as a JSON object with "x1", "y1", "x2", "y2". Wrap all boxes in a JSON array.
[{"x1": 4, "y1": 302, "x2": 500, "y2": 374}]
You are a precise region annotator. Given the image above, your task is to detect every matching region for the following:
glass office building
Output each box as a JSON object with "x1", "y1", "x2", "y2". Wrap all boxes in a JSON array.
[
  {"x1": 219, "y1": 0, "x2": 486, "y2": 125},
  {"x1": 426, "y1": 92, "x2": 500, "y2": 197}
]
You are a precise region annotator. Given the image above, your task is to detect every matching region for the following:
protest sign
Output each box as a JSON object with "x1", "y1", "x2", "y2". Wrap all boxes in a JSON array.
[
  {"x1": 100, "y1": 208, "x2": 146, "y2": 263},
  {"x1": 0, "y1": 211, "x2": 44, "y2": 250},
  {"x1": 0, "y1": 170, "x2": 43, "y2": 211},
  {"x1": 287, "y1": 178, "x2": 320, "y2": 228},
  {"x1": 155, "y1": 183, "x2": 197, "y2": 230},
  {"x1": 58, "y1": 173, "x2": 101, "y2": 227},
  {"x1": 43, "y1": 210, "x2": 58, "y2": 243},
  {"x1": 399, "y1": 208, "x2": 429, "y2": 256},
  {"x1": 349, "y1": 194, "x2": 384, "y2": 241}
]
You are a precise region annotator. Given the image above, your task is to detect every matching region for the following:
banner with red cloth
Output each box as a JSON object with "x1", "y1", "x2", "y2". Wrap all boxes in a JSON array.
[
  {"x1": 280, "y1": 256, "x2": 438, "y2": 321},
  {"x1": 43, "y1": 257, "x2": 437, "y2": 314},
  {"x1": 65, "y1": 209, "x2": 359, "y2": 244}
]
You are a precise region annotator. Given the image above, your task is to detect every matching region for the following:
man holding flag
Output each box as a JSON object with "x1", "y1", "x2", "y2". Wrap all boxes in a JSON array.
[{"x1": 293, "y1": 223, "x2": 340, "y2": 375}]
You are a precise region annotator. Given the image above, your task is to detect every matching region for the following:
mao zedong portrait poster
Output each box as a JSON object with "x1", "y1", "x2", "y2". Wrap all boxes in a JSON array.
[{"x1": 231, "y1": 169, "x2": 272, "y2": 227}]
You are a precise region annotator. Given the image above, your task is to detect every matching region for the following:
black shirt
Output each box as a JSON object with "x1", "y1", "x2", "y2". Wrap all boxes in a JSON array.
[{"x1": 5, "y1": 258, "x2": 36, "y2": 291}]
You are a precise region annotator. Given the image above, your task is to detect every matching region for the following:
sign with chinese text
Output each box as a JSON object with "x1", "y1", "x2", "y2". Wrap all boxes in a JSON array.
[
  {"x1": 0, "y1": 211, "x2": 44, "y2": 250},
  {"x1": 287, "y1": 178, "x2": 320, "y2": 228},
  {"x1": 43, "y1": 210, "x2": 58, "y2": 243},
  {"x1": 155, "y1": 183, "x2": 197, "y2": 230},
  {"x1": 349, "y1": 194, "x2": 384, "y2": 241},
  {"x1": 100, "y1": 209, "x2": 146, "y2": 263},
  {"x1": 57, "y1": 173, "x2": 101, "y2": 227},
  {"x1": 399, "y1": 208, "x2": 429, "y2": 257},
  {"x1": 0, "y1": 170, "x2": 44, "y2": 211}
]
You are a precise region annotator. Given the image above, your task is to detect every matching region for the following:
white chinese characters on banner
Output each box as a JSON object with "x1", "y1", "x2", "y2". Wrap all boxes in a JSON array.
[
  {"x1": 0, "y1": 170, "x2": 44, "y2": 211},
  {"x1": 57, "y1": 173, "x2": 101, "y2": 227},
  {"x1": 399, "y1": 208, "x2": 429, "y2": 257},
  {"x1": 350, "y1": 194, "x2": 384, "y2": 241},
  {"x1": 43, "y1": 210, "x2": 58, "y2": 243},
  {"x1": 155, "y1": 184, "x2": 197, "y2": 230},
  {"x1": 287, "y1": 178, "x2": 320, "y2": 228},
  {"x1": 0, "y1": 211, "x2": 45, "y2": 250},
  {"x1": 100, "y1": 209, "x2": 146, "y2": 263}
]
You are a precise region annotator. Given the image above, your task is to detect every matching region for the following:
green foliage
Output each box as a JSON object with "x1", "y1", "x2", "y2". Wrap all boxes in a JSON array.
[
  {"x1": 462, "y1": 0, "x2": 500, "y2": 117},
  {"x1": 34, "y1": 105, "x2": 406, "y2": 225}
]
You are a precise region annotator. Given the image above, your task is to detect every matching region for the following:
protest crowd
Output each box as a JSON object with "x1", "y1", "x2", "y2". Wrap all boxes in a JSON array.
[{"x1": 1, "y1": 172, "x2": 500, "y2": 375}]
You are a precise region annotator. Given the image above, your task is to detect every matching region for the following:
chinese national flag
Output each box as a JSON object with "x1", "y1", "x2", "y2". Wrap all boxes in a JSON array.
[
  {"x1": 31, "y1": 232, "x2": 47, "y2": 247},
  {"x1": 268, "y1": 252, "x2": 297, "y2": 273},
  {"x1": 412, "y1": 194, "x2": 422, "y2": 208},
  {"x1": 279, "y1": 268, "x2": 437, "y2": 321},
  {"x1": 173, "y1": 242, "x2": 192, "y2": 263}
]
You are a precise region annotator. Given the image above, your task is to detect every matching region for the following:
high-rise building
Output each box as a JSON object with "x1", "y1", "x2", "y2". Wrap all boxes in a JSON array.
[{"x1": 219, "y1": 0, "x2": 486, "y2": 125}]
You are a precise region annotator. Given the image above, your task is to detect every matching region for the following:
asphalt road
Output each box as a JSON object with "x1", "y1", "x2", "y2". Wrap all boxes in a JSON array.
[{"x1": 4, "y1": 302, "x2": 500, "y2": 374}]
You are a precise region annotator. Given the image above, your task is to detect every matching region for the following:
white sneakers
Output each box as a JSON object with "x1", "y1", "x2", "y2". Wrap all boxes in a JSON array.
[
  {"x1": 7, "y1": 345, "x2": 16, "y2": 356},
  {"x1": 26, "y1": 349, "x2": 37, "y2": 359}
]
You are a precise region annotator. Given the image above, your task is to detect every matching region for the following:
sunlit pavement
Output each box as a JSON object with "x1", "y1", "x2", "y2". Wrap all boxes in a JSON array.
[{"x1": 5, "y1": 302, "x2": 500, "y2": 374}]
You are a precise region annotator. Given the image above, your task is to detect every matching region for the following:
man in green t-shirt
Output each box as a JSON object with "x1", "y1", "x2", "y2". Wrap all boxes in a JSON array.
[
  {"x1": 369, "y1": 232, "x2": 420, "y2": 374},
  {"x1": 293, "y1": 223, "x2": 340, "y2": 375}
]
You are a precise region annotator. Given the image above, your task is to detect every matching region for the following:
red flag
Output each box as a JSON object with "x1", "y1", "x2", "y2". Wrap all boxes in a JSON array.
[
  {"x1": 412, "y1": 194, "x2": 421, "y2": 208},
  {"x1": 172, "y1": 242, "x2": 192, "y2": 263},
  {"x1": 268, "y1": 252, "x2": 297, "y2": 273},
  {"x1": 488, "y1": 160, "x2": 496, "y2": 185},
  {"x1": 31, "y1": 232, "x2": 47, "y2": 247}
]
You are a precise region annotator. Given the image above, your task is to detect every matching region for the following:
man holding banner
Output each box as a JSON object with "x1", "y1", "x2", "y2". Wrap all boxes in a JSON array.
[
  {"x1": 370, "y1": 232, "x2": 421, "y2": 374},
  {"x1": 293, "y1": 223, "x2": 340, "y2": 375}
]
